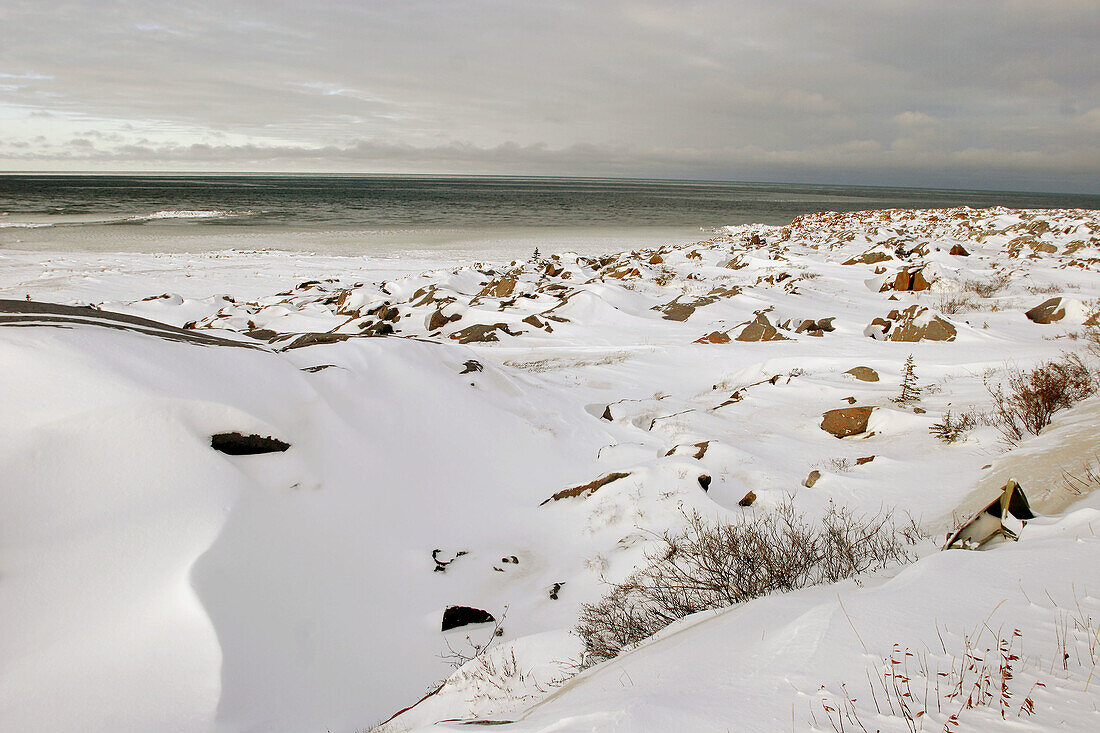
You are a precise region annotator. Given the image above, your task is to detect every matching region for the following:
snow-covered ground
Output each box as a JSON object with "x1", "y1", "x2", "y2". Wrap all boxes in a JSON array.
[{"x1": 1, "y1": 206, "x2": 1098, "y2": 732}]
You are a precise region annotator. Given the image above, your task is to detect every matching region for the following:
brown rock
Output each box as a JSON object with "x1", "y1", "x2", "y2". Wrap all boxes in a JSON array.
[
  {"x1": 949, "y1": 244, "x2": 970, "y2": 256},
  {"x1": 427, "y1": 310, "x2": 449, "y2": 331},
  {"x1": 845, "y1": 366, "x2": 880, "y2": 382},
  {"x1": 648, "y1": 254, "x2": 664, "y2": 265},
  {"x1": 540, "y1": 472, "x2": 631, "y2": 504},
  {"x1": 478, "y1": 277, "x2": 517, "y2": 298},
  {"x1": 884, "y1": 268, "x2": 932, "y2": 292},
  {"x1": 842, "y1": 251, "x2": 893, "y2": 266},
  {"x1": 855, "y1": 455, "x2": 875, "y2": 465},
  {"x1": 868, "y1": 306, "x2": 956, "y2": 342},
  {"x1": 1025, "y1": 297, "x2": 1067, "y2": 324},
  {"x1": 804, "y1": 470, "x2": 821, "y2": 488},
  {"x1": 738, "y1": 491, "x2": 757, "y2": 507},
  {"x1": 820, "y1": 406, "x2": 874, "y2": 438},
  {"x1": 695, "y1": 330, "x2": 731, "y2": 344},
  {"x1": 449, "y1": 323, "x2": 520, "y2": 344},
  {"x1": 736, "y1": 312, "x2": 790, "y2": 342}
]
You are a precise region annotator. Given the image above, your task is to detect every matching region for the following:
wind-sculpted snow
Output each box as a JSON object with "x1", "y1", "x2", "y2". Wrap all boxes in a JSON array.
[{"x1": 1, "y1": 207, "x2": 1099, "y2": 732}]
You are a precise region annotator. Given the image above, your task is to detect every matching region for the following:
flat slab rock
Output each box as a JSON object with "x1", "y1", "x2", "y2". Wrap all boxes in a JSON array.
[{"x1": 820, "y1": 406, "x2": 874, "y2": 438}]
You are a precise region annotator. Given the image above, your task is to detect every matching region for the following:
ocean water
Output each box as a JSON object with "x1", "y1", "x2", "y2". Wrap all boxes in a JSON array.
[{"x1": 2, "y1": 175, "x2": 1097, "y2": 260}]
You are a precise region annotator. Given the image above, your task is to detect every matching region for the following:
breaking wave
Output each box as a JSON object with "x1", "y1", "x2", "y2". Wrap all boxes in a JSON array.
[{"x1": 0, "y1": 210, "x2": 253, "y2": 228}]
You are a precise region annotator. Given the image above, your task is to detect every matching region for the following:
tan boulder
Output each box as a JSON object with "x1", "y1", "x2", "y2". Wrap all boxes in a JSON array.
[
  {"x1": 804, "y1": 470, "x2": 821, "y2": 488},
  {"x1": 736, "y1": 312, "x2": 790, "y2": 342},
  {"x1": 867, "y1": 305, "x2": 956, "y2": 342},
  {"x1": 845, "y1": 366, "x2": 879, "y2": 382},
  {"x1": 820, "y1": 406, "x2": 874, "y2": 438}
]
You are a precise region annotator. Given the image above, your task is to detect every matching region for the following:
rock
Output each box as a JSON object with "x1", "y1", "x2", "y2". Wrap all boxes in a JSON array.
[
  {"x1": 432, "y1": 549, "x2": 468, "y2": 573},
  {"x1": 856, "y1": 455, "x2": 875, "y2": 465},
  {"x1": 653, "y1": 286, "x2": 739, "y2": 322},
  {"x1": 820, "y1": 406, "x2": 874, "y2": 438},
  {"x1": 549, "y1": 582, "x2": 564, "y2": 600},
  {"x1": 738, "y1": 491, "x2": 757, "y2": 507},
  {"x1": 648, "y1": 254, "x2": 664, "y2": 265},
  {"x1": 794, "y1": 317, "x2": 835, "y2": 337},
  {"x1": 736, "y1": 312, "x2": 790, "y2": 342},
  {"x1": 449, "y1": 323, "x2": 520, "y2": 344},
  {"x1": 441, "y1": 606, "x2": 495, "y2": 632},
  {"x1": 211, "y1": 432, "x2": 290, "y2": 455},
  {"x1": 698, "y1": 474, "x2": 712, "y2": 491},
  {"x1": 427, "y1": 309, "x2": 449, "y2": 331},
  {"x1": 866, "y1": 305, "x2": 956, "y2": 342},
  {"x1": 664, "y1": 441, "x2": 709, "y2": 459},
  {"x1": 883, "y1": 268, "x2": 932, "y2": 292},
  {"x1": 842, "y1": 250, "x2": 893, "y2": 265},
  {"x1": 1025, "y1": 297, "x2": 1067, "y2": 324},
  {"x1": 245, "y1": 328, "x2": 278, "y2": 342},
  {"x1": 541, "y1": 472, "x2": 631, "y2": 504},
  {"x1": 606, "y1": 266, "x2": 642, "y2": 279},
  {"x1": 695, "y1": 330, "x2": 731, "y2": 344},
  {"x1": 845, "y1": 366, "x2": 880, "y2": 382},
  {"x1": 283, "y1": 332, "x2": 354, "y2": 349},
  {"x1": 804, "y1": 470, "x2": 821, "y2": 488},
  {"x1": 459, "y1": 359, "x2": 483, "y2": 374},
  {"x1": 949, "y1": 244, "x2": 970, "y2": 256},
  {"x1": 478, "y1": 277, "x2": 517, "y2": 298},
  {"x1": 522, "y1": 314, "x2": 552, "y2": 332}
]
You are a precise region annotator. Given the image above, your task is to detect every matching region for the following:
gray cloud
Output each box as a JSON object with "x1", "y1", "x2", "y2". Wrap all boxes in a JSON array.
[{"x1": 0, "y1": 1, "x2": 1097, "y2": 191}]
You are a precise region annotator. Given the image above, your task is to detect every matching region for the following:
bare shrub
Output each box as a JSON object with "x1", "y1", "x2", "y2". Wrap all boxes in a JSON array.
[
  {"x1": 965, "y1": 273, "x2": 1012, "y2": 298},
  {"x1": 938, "y1": 294, "x2": 974, "y2": 315},
  {"x1": 1086, "y1": 325, "x2": 1100, "y2": 360},
  {"x1": 1062, "y1": 455, "x2": 1100, "y2": 496},
  {"x1": 574, "y1": 503, "x2": 921, "y2": 667},
  {"x1": 987, "y1": 353, "x2": 1096, "y2": 444}
]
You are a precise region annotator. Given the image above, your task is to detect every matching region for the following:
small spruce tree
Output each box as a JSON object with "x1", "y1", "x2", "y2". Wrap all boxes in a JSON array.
[{"x1": 895, "y1": 354, "x2": 920, "y2": 404}]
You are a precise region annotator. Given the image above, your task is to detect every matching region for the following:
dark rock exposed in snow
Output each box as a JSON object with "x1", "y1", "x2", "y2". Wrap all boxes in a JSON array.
[
  {"x1": 441, "y1": 606, "x2": 495, "y2": 632},
  {"x1": 211, "y1": 432, "x2": 291, "y2": 455}
]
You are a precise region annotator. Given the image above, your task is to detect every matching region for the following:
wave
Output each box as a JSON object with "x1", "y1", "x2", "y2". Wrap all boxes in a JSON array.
[
  {"x1": 0, "y1": 210, "x2": 253, "y2": 229},
  {"x1": 129, "y1": 209, "x2": 237, "y2": 222}
]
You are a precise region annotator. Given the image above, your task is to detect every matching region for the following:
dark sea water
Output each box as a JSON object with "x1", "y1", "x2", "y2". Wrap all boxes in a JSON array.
[{"x1": 2, "y1": 175, "x2": 1097, "y2": 258}]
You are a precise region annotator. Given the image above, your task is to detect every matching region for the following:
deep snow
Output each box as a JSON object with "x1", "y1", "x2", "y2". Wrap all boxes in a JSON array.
[{"x1": 1, "y1": 206, "x2": 1098, "y2": 732}]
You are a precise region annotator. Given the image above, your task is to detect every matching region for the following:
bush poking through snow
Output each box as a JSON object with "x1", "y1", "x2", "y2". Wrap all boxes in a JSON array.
[
  {"x1": 894, "y1": 354, "x2": 921, "y2": 405},
  {"x1": 928, "y1": 409, "x2": 983, "y2": 444},
  {"x1": 965, "y1": 274, "x2": 1012, "y2": 298},
  {"x1": 986, "y1": 353, "x2": 1096, "y2": 445},
  {"x1": 574, "y1": 502, "x2": 921, "y2": 667}
]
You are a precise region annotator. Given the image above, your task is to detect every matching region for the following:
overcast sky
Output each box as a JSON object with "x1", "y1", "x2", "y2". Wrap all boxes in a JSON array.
[{"x1": 1, "y1": 1, "x2": 1097, "y2": 192}]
